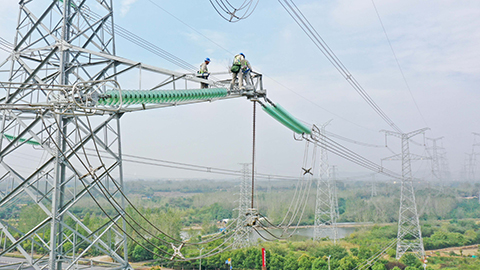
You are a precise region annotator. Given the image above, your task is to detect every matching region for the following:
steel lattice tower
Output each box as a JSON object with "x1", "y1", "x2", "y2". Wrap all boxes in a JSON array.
[
  {"x1": 382, "y1": 128, "x2": 428, "y2": 260},
  {"x1": 426, "y1": 137, "x2": 443, "y2": 182},
  {"x1": 438, "y1": 151, "x2": 451, "y2": 182},
  {"x1": 0, "y1": 1, "x2": 258, "y2": 269},
  {"x1": 465, "y1": 133, "x2": 480, "y2": 182},
  {"x1": 0, "y1": 1, "x2": 131, "y2": 269},
  {"x1": 330, "y1": 166, "x2": 340, "y2": 220},
  {"x1": 313, "y1": 121, "x2": 337, "y2": 242},
  {"x1": 371, "y1": 174, "x2": 377, "y2": 198},
  {"x1": 234, "y1": 163, "x2": 252, "y2": 248}
]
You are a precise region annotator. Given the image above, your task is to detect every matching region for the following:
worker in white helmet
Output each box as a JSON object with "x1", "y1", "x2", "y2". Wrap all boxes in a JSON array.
[
  {"x1": 197, "y1": 57, "x2": 210, "y2": 89},
  {"x1": 230, "y1": 53, "x2": 251, "y2": 90}
]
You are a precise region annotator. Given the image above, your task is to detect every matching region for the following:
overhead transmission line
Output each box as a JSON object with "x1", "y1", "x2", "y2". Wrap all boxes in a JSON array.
[
  {"x1": 278, "y1": 0, "x2": 403, "y2": 133},
  {"x1": 85, "y1": 148, "x2": 301, "y2": 181},
  {"x1": 304, "y1": 126, "x2": 401, "y2": 179},
  {"x1": 142, "y1": 0, "x2": 383, "y2": 134},
  {"x1": 49, "y1": 112, "x2": 243, "y2": 261},
  {"x1": 0, "y1": 37, "x2": 13, "y2": 53},
  {"x1": 83, "y1": 9, "x2": 198, "y2": 73},
  {"x1": 325, "y1": 131, "x2": 385, "y2": 148},
  {"x1": 86, "y1": 123, "x2": 402, "y2": 181},
  {"x1": 208, "y1": 0, "x2": 260, "y2": 22},
  {"x1": 370, "y1": 0, "x2": 428, "y2": 127}
]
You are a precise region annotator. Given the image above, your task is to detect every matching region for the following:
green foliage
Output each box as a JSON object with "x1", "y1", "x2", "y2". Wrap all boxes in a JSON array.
[
  {"x1": 297, "y1": 254, "x2": 313, "y2": 270},
  {"x1": 18, "y1": 204, "x2": 47, "y2": 232},
  {"x1": 10, "y1": 180, "x2": 480, "y2": 269},
  {"x1": 401, "y1": 253, "x2": 421, "y2": 268},
  {"x1": 309, "y1": 244, "x2": 348, "y2": 260},
  {"x1": 372, "y1": 262, "x2": 387, "y2": 270},
  {"x1": 338, "y1": 255, "x2": 358, "y2": 270},
  {"x1": 312, "y1": 257, "x2": 328, "y2": 270},
  {"x1": 283, "y1": 253, "x2": 299, "y2": 270}
]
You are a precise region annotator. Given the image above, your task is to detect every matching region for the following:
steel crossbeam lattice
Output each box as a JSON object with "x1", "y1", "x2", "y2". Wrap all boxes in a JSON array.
[
  {"x1": 234, "y1": 163, "x2": 252, "y2": 249},
  {"x1": 312, "y1": 121, "x2": 338, "y2": 243},
  {"x1": 382, "y1": 128, "x2": 428, "y2": 260}
]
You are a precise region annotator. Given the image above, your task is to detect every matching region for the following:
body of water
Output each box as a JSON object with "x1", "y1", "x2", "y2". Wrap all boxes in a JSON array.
[{"x1": 251, "y1": 226, "x2": 356, "y2": 242}]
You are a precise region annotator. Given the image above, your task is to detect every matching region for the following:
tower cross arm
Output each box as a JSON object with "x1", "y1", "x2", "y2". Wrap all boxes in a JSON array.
[
  {"x1": 405, "y1": 128, "x2": 430, "y2": 139},
  {"x1": 409, "y1": 153, "x2": 431, "y2": 161},
  {"x1": 426, "y1": 136, "x2": 444, "y2": 142},
  {"x1": 69, "y1": 44, "x2": 220, "y2": 86},
  {"x1": 381, "y1": 127, "x2": 429, "y2": 140}
]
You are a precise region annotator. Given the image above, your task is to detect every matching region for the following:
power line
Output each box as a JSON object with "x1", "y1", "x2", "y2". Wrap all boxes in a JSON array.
[
  {"x1": 85, "y1": 148, "x2": 302, "y2": 181},
  {"x1": 325, "y1": 130, "x2": 385, "y2": 148},
  {"x1": 142, "y1": 1, "x2": 379, "y2": 133},
  {"x1": 83, "y1": 9, "x2": 198, "y2": 73},
  {"x1": 370, "y1": 0, "x2": 428, "y2": 127},
  {"x1": 209, "y1": 0, "x2": 260, "y2": 22},
  {"x1": 279, "y1": 0, "x2": 403, "y2": 133},
  {"x1": 145, "y1": 0, "x2": 233, "y2": 56}
]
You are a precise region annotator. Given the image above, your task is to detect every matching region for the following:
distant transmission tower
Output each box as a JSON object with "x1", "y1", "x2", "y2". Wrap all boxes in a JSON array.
[
  {"x1": 426, "y1": 137, "x2": 443, "y2": 181},
  {"x1": 313, "y1": 121, "x2": 337, "y2": 243},
  {"x1": 371, "y1": 174, "x2": 377, "y2": 198},
  {"x1": 331, "y1": 166, "x2": 340, "y2": 220},
  {"x1": 234, "y1": 163, "x2": 252, "y2": 248},
  {"x1": 438, "y1": 150, "x2": 451, "y2": 182},
  {"x1": 465, "y1": 133, "x2": 480, "y2": 182},
  {"x1": 382, "y1": 128, "x2": 428, "y2": 260}
]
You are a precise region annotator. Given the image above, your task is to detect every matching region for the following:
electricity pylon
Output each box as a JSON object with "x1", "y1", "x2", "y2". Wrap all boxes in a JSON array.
[
  {"x1": 382, "y1": 128, "x2": 428, "y2": 260},
  {"x1": 0, "y1": 1, "x2": 259, "y2": 269},
  {"x1": 0, "y1": 2, "x2": 131, "y2": 269},
  {"x1": 234, "y1": 163, "x2": 252, "y2": 248},
  {"x1": 330, "y1": 166, "x2": 340, "y2": 220},
  {"x1": 313, "y1": 121, "x2": 337, "y2": 243},
  {"x1": 426, "y1": 137, "x2": 443, "y2": 181},
  {"x1": 465, "y1": 133, "x2": 480, "y2": 181},
  {"x1": 371, "y1": 174, "x2": 377, "y2": 198},
  {"x1": 438, "y1": 150, "x2": 451, "y2": 182}
]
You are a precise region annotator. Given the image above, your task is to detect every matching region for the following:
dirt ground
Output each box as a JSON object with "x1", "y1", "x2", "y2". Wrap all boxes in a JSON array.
[{"x1": 425, "y1": 244, "x2": 479, "y2": 257}]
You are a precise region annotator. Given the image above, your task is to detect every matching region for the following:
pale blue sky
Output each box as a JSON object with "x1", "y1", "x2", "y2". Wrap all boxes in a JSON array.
[{"x1": 1, "y1": 0, "x2": 479, "y2": 181}]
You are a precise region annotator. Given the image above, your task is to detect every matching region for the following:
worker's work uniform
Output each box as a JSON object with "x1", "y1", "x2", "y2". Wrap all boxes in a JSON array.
[
  {"x1": 197, "y1": 62, "x2": 209, "y2": 89},
  {"x1": 230, "y1": 54, "x2": 249, "y2": 89},
  {"x1": 242, "y1": 60, "x2": 253, "y2": 88}
]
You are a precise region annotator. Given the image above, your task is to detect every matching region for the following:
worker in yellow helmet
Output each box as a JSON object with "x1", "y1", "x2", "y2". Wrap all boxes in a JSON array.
[{"x1": 230, "y1": 53, "x2": 251, "y2": 90}]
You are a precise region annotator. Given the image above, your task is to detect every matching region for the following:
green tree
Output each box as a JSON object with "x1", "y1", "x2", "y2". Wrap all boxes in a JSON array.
[
  {"x1": 284, "y1": 253, "x2": 299, "y2": 270},
  {"x1": 269, "y1": 253, "x2": 284, "y2": 270},
  {"x1": 372, "y1": 262, "x2": 387, "y2": 270},
  {"x1": 243, "y1": 248, "x2": 258, "y2": 269},
  {"x1": 312, "y1": 257, "x2": 328, "y2": 270},
  {"x1": 401, "y1": 253, "x2": 421, "y2": 268},
  {"x1": 338, "y1": 255, "x2": 359, "y2": 270},
  {"x1": 297, "y1": 254, "x2": 312, "y2": 270},
  {"x1": 18, "y1": 204, "x2": 47, "y2": 232},
  {"x1": 350, "y1": 247, "x2": 359, "y2": 257},
  {"x1": 132, "y1": 244, "x2": 148, "y2": 262}
]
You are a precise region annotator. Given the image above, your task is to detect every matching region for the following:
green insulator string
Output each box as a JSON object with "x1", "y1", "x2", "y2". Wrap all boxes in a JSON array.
[{"x1": 97, "y1": 88, "x2": 228, "y2": 106}]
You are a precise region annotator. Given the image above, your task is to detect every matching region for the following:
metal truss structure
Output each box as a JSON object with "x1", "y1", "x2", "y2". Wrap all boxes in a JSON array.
[
  {"x1": 330, "y1": 166, "x2": 339, "y2": 220},
  {"x1": 234, "y1": 163, "x2": 252, "y2": 249},
  {"x1": 426, "y1": 137, "x2": 451, "y2": 183},
  {"x1": 464, "y1": 133, "x2": 480, "y2": 182},
  {"x1": 0, "y1": 1, "x2": 265, "y2": 269},
  {"x1": 371, "y1": 174, "x2": 377, "y2": 198},
  {"x1": 382, "y1": 128, "x2": 428, "y2": 260},
  {"x1": 313, "y1": 121, "x2": 337, "y2": 243}
]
